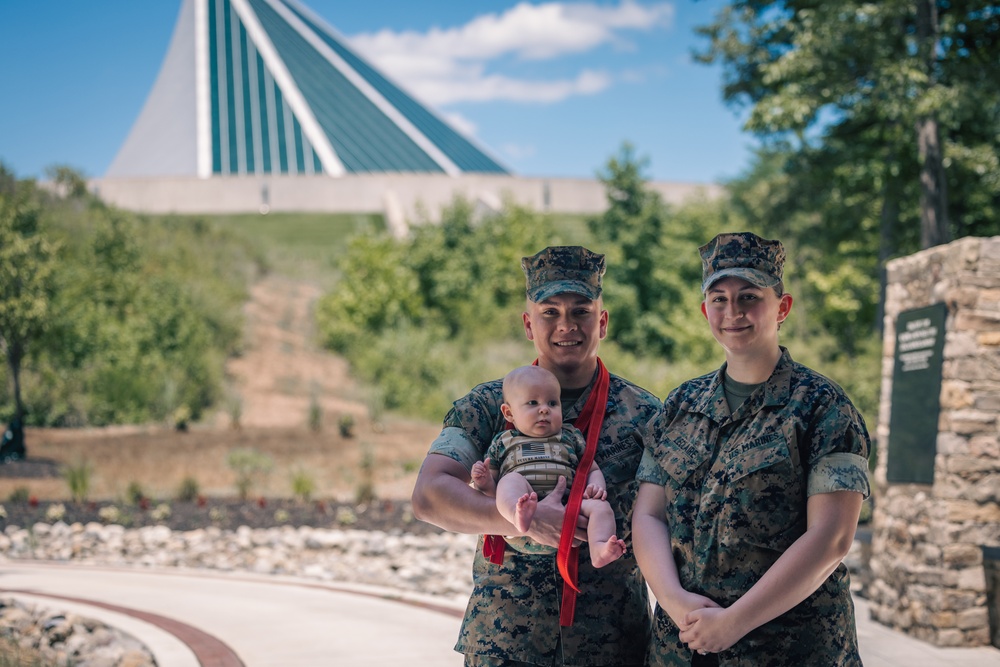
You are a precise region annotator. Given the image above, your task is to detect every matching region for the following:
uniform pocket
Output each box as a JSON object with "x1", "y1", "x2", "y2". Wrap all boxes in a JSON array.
[{"x1": 722, "y1": 434, "x2": 803, "y2": 551}]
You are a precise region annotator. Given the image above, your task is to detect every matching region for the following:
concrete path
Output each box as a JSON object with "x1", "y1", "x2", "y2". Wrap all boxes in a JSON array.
[
  {"x1": 0, "y1": 562, "x2": 463, "y2": 666},
  {"x1": 2, "y1": 561, "x2": 999, "y2": 666}
]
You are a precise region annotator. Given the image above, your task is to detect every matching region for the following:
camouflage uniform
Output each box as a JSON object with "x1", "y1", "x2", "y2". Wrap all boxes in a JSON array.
[
  {"x1": 637, "y1": 348, "x2": 871, "y2": 667},
  {"x1": 488, "y1": 425, "x2": 585, "y2": 499},
  {"x1": 430, "y1": 372, "x2": 659, "y2": 666}
]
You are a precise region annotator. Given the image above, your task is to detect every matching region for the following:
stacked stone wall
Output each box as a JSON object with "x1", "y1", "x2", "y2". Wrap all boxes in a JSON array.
[{"x1": 869, "y1": 236, "x2": 1000, "y2": 646}]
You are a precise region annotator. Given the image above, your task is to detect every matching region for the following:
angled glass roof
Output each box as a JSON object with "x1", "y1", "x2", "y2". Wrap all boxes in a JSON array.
[{"x1": 108, "y1": 0, "x2": 510, "y2": 178}]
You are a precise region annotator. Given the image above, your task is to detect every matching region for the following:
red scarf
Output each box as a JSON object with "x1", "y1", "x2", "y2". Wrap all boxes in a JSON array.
[{"x1": 482, "y1": 358, "x2": 610, "y2": 627}]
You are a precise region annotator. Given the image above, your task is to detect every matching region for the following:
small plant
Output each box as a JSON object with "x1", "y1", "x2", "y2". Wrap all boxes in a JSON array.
[
  {"x1": 0, "y1": 505, "x2": 7, "y2": 520},
  {"x1": 172, "y1": 405, "x2": 191, "y2": 431},
  {"x1": 367, "y1": 390, "x2": 385, "y2": 433},
  {"x1": 177, "y1": 476, "x2": 200, "y2": 503},
  {"x1": 98, "y1": 505, "x2": 121, "y2": 524},
  {"x1": 226, "y1": 448, "x2": 273, "y2": 500},
  {"x1": 355, "y1": 441, "x2": 377, "y2": 504},
  {"x1": 45, "y1": 503, "x2": 66, "y2": 523},
  {"x1": 290, "y1": 469, "x2": 316, "y2": 503},
  {"x1": 125, "y1": 481, "x2": 147, "y2": 506},
  {"x1": 63, "y1": 460, "x2": 92, "y2": 503},
  {"x1": 337, "y1": 414, "x2": 355, "y2": 438},
  {"x1": 308, "y1": 393, "x2": 323, "y2": 432},
  {"x1": 209, "y1": 506, "x2": 227, "y2": 523},
  {"x1": 150, "y1": 503, "x2": 172, "y2": 522},
  {"x1": 228, "y1": 392, "x2": 243, "y2": 430},
  {"x1": 273, "y1": 509, "x2": 290, "y2": 524},
  {"x1": 7, "y1": 487, "x2": 30, "y2": 504},
  {"x1": 335, "y1": 506, "x2": 357, "y2": 525}
]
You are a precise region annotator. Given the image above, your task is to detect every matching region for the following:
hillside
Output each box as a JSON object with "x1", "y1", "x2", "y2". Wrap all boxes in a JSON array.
[{"x1": 0, "y1": 273, "x2": 442, "y2": 503}]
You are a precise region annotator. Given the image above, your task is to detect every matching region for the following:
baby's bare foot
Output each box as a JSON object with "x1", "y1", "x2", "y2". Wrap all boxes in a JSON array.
[
  {"x1": 513, "y1": 491, "x2": 538, "y2": 532},
  {"x1": 591, "y1": 536, "x2": 626, "y2": 568}
]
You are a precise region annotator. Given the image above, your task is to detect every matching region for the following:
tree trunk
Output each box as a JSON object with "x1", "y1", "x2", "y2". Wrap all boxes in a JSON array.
[
  {"x1": 916, "y1": 0, "x2": 949, "y2": 249},
  {"x1": 876, "y1": 163, "x2": 900, "y2": 336},
  {"x1": 5, "y1": 341, "x2": 24, "y2": 423}
]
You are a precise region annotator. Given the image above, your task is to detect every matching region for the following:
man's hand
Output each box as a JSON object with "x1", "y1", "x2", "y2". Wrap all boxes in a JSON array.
[{"x1": 523, "y1": 477, "x2": 587, "y2": 547}]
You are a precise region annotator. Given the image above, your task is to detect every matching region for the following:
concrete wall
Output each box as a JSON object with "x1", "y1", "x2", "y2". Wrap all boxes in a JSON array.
[
  {"x1": 868, "y1": 236, "x2": 1000, "y2": 647},
  {"x1": 88, "y1": 173, "x2": 724, "y2": 223}
]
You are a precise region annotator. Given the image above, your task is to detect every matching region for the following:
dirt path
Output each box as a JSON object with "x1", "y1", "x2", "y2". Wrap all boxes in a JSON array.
[{"x1": 221, "y1": 275, "x2": 368, "y2": 429}]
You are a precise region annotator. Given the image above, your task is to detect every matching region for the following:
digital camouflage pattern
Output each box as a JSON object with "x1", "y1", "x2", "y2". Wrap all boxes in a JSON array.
[
  {"x1": 488, "y1": 425, "x2": 585, "y2": 499},
  {"x1": 638, "y1": 348, "x2": 871, "y2": 667},
  {"x1": 429, "y1": 371, "x2": 660, "y2": 666},
  {"x1": 699, "y1": 232, "x2": 785, "y2": 293},
  {"x1": 522, "y1": 246, "x2": 606, "y2": 303}
]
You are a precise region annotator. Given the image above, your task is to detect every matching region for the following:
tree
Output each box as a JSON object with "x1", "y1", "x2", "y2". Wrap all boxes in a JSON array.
[
  {"x1": 696, "y1": 0, "x2": 1000, "y2": 252},
  {"x1": 0, "y1": 172, "x2": 57, "y2": 422},
  {"x1": 588, "y1": 143, "x2": 722, "y2": 361},
  {"x1": 695, "y1": 1, "x2": 1000, "y2": 338}
]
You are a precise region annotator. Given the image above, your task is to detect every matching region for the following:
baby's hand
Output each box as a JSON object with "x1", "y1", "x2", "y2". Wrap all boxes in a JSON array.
[
  {"x1": 583, "y1": 483, "x2": 606, "y2": 500},
  {"x1": 471, "y1": 458, "x2": 496, "y2": 494}
]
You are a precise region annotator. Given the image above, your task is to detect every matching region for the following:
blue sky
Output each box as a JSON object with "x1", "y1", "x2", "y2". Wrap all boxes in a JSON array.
[{"x1": 0, "y1": 0, "x2": 755, "y2": 184}]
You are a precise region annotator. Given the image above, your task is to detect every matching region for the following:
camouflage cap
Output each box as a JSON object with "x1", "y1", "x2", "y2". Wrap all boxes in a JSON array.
[
  {"x1": 699, "y1": 232, "x2": 785, "y2": 292},
  {"x1": 522, "y1": 246, "x2": 605, "y2": 302}
]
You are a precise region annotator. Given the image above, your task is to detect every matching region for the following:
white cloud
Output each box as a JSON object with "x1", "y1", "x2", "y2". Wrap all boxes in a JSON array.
[
  {"x1": 347, "y1": 1, "x2": 674, "y2": 106},
  {"x1": 440, "y1": 111, "x2": 478, "y2": 138},
  {"x1": 502, "y1": 143, "x2": 537, "y2": 160}
]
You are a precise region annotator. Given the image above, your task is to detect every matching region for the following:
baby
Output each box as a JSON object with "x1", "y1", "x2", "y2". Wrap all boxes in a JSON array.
[{"x1": 471, "y1": 365, "x2": 626, "y2": 568}]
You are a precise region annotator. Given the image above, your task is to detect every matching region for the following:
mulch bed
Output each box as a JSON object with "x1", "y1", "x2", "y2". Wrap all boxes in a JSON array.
[
  {"x1": 0, "y1": 457, "x2": 443, "y2": 535},
  {"x1": 1, "y1": 496, "x2": 445, "y2": 535}
]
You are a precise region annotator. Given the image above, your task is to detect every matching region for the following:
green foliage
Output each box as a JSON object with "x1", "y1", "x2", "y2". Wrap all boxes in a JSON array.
[
  {"x1": 316, "y1": 196, "x2": 550, "y2": 416},
  {"x1": 227, "y1": 448, "x2": 273, "y2": 500},
  {"x1": 63, "y1": 459, "x2": 92, "y2": 503},
  {"x1": 125, "y1": 481, "x2": 146, "y2": 506},
  {"x1": 176, "y1": 476, "x2": 200, "y2": 503},
  {"x1": 308, "y1": 392, "x2": 323, "y2": 432},
  {"x1": 695, "y1": 0, "x2": 1000, "y2": 252},
  {"x1": 7, "y1": 486, "x2": 30, "y2": 505},
  {"x1": 290, "y1": 468, "x2": 316, "y2": 503},
  {"x1": 0, "y1": 172, "x2": 58, "y2": 421},
  {"x1": 0, "y1": 168, "x2": 261, "y2": 426},
  {"x1": 588, "y1": 143, "x2": 729, "y2": 363},
  {"x1": 355, "y1": 441, "x2": 376, "y2": 504},
  {"x1": 337, "y1": 414, "x2": 355, "y2": 438}
]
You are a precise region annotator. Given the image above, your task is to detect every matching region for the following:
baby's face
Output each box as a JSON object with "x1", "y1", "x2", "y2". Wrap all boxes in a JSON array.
[{"x1": 506, "y1": 375, "x2": 562, "y2": 438}]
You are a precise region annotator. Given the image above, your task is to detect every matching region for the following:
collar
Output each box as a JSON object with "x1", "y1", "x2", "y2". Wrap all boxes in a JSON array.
[{"x1": 693, "y1": 347, "x2": 795, "y2": 422}]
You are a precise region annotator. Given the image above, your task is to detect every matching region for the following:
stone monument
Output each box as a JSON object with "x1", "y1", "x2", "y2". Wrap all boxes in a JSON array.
[{"x1": 868, "y1": 236, "x2": 1000, "y2": 647}]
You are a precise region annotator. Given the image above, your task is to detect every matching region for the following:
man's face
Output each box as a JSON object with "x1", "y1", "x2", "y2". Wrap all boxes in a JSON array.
[{"x1": 523, "y1": 293, "x2": 608, "y2": 375}]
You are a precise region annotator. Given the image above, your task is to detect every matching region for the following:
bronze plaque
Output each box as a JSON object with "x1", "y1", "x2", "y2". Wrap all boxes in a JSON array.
[{"x1": 886, "y1": 303, "x2": 948, "y2": 484}]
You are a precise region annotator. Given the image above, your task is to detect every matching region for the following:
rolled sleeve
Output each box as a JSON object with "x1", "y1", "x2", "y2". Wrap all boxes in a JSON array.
[
  {"x1": 427, "y1": 426, "x2": 481, "y2": 473},
  {"x1": 635, "y1": 447, "x2": 669, "y2": 486},
  {"x1": 807, "y1": 452, "x2": 871, "y2": 498}
]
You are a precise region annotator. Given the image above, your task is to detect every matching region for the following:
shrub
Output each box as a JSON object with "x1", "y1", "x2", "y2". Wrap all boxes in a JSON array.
[
  {"x1": 290, "y1": 469, "x2": 316, "y2": 503},
  {"x1": 337, "y1": 414, "x2": 355, "y2": 438},
  {"x1": 125, "y1": 481, "x2": 146, "y2": 506},
  {"x1": 308, "y1": 393, "x2": 322, "y2": 432},
  {"x1": 98, "y1": 505, "x2": 121, "y2": 524},
  {"x1": 150, "y1": 503, "x2": 172, "y2": 522},
  {"x1": 355, "y1": 441, "x2": 376, "y2": 504},
  {"x1": 226, "y1": 448, "x2": 273, "y2": 500},
  {"x1": 45, "y1": 503, "x2": 66, "y2": 522},
  {"x1": 7, "y1": 487, "x2": 30, "y2": 504},
  {"x1": 63, "y1": 460, "x2": 92, "y2": 503},
  {"x1": 176, "y1": 476, "x2": 200, "y2": 502}
]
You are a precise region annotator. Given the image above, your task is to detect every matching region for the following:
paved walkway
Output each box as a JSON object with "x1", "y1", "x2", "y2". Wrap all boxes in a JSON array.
[{"x1": 2, "y1": 561, "x2": 1000, "y2": 666}]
